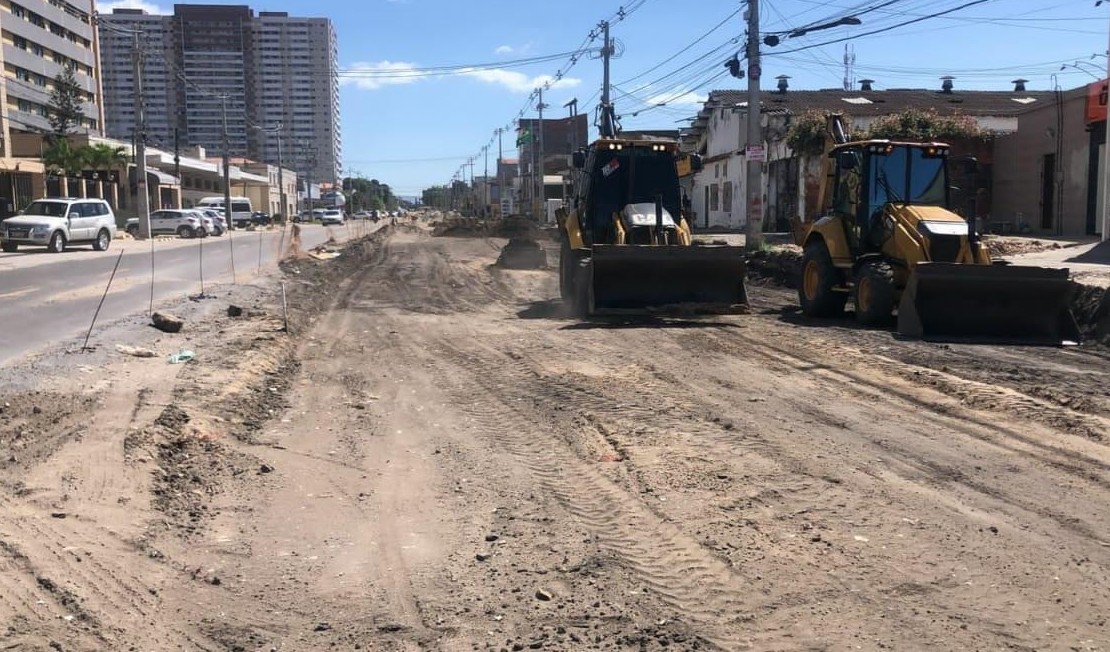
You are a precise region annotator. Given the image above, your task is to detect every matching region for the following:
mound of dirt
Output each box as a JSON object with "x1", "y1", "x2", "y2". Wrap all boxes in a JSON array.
[
  {"x1": 492, "y1": 215, "x2": 540, "y2": 239},
  {"x1": 984, "y1": 236, "x2": 1062, "y2": 258},
  {"x1": 1070, "y1": 283, "x2": 1110, "y2": 345},
  {"x1": 432, "y1": 220, "x2": 488, "y2": 237},
  {"x1": 495, "y1": 238, "x2": 547, "y2": 269},
  {"x1": 745, "y1": 246, "x2": 803, "y2": 288}
]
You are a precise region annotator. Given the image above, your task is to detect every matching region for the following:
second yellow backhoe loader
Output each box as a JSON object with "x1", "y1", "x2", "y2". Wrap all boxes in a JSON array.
[{"x1": 794, "y1": 116, "x2": 1079, "y2": 344}]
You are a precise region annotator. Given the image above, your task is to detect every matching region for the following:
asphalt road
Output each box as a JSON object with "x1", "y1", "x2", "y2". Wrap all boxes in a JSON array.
[{"x1": 0, "y1": 221, "x2": 378, "y2": 367}]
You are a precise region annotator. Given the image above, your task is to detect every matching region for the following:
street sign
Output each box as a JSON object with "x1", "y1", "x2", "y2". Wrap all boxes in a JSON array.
[{"x1": 745, "y1": 145, "x2": 765, "y2": 162}]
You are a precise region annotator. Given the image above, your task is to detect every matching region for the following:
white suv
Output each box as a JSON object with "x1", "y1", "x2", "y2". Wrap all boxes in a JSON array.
[
  {"x1": 1, "y1": 198, "x2": 117, "y2": 253},
  {"x1": 320, "y1": 209, "x2": 344, "y2": 225},
  {"x1": 126, "y1": 210, "x2": 208, "y2": 238}
]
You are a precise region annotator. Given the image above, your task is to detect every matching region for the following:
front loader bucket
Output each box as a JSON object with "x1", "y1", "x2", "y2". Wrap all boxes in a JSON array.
[
  {"x1": 588, "y1": 244, "x2": 748, "y2": 315},
  {"x1": 898, "y1": 263, "x2": 1080, "y2": 345}
]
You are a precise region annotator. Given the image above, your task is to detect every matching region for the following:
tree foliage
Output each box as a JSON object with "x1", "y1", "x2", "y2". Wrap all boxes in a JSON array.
[
  {"x1": 344, "y1": 177, "x2": 396, "y2": 211},
  {"x1": 862, "y1": 108, "x2": 984, "y2": 141},
  {"x1": 785, "y1": 108, "x2": 986, "y2": 156},
  {"x1": 422, "y1": 185, "x2": 451, "y2": 208},
  {"x1": 43, "y1": 140, "x2": 128, "y2": 177},
  {"x1": 47, "y1": 66, "x2": 86, "y2": 140},
  {"x1": 785, "y1": 111, "x2": 848, "y2": 155}
]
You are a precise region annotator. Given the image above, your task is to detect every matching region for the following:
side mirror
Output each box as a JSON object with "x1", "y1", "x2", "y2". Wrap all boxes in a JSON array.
[
  {"x1": 689, "y1": 154, "x2": 703, "y2": 172},
  {"x1": 68, "y1": 212, "x2": 80, "y2": 220},
  {"x1": 572, "y1": 151, "x2": 586, "y2": 169},
  {"x1": 837, "y1": 152, "x2": 857, "y2": 170}
]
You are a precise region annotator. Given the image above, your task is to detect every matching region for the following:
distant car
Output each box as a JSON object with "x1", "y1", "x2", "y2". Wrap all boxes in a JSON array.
[
  {"x1": 126, "y1": 209, "x2": 206, "y2": 238},
  {"x1": 1, "y1": 198, "x2": 117, "y2": 253},
  {"x1": 251, "y1": 211, "x2": 272, "y2": 227},
  {"x1": 198, "y1": 209, "x2": 226, "y2": 236},
  {"x1": 320, "y1": 209, "x2": 344, "y2": 226},
  {"x1": 293, "y1": 211, "x2": 313, "y2": 223}
]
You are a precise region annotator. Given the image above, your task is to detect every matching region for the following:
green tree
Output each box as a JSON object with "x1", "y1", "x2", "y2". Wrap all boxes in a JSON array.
[
  {"x1": 862, "y1": 108, "x2": 983, "y2": 141},
  {"x1": 83, "y1": 143, "x2": 128, "y2": 171},
  {"x1": 47, "y1": 66, "x2": 86, "y2": 140},
  {"x1": 42, "y1": 138, "x2": 86, "y2": 176}
]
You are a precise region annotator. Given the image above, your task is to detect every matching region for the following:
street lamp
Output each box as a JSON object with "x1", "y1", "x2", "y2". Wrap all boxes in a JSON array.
[{"x1": 251, "y1": 122, "x2": 287, "y2": 223}]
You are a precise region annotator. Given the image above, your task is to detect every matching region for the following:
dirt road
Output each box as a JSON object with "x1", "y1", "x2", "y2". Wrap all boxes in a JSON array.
[{"x1": 2, "y1": 222, "x2": 1108, "y2": 651}]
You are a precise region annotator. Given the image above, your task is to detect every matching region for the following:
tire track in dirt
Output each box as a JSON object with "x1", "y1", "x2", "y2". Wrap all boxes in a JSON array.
[
  {"x1": 430, "y1": 338, "x2": 758, "y2": 650},
  {"x1": 436, "y1": 324, "x2": 1110, "y2": 647}
]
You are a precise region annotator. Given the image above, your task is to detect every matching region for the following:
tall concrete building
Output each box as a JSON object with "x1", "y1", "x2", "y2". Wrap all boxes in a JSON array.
[
  {"x1": 0, "y1": 0, "x2": 103, "y2": 144},
  {"x1": 98, "y1": 4, "x2": 341, "y2": 188}
]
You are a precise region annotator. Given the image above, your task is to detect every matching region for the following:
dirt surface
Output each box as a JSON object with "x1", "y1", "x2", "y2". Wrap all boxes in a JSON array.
[{"x1": 2, "y1": 220, "x2": 1109, "y2": 651}]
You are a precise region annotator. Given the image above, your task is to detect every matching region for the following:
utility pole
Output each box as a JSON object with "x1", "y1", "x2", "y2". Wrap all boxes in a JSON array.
[
  {"x1": 598, "y1": 21, "x2": 616, "y2": 138},
  {"x1": 1103, "y1": 5, "x2": 1110, "y2": 240},
  {"x1": 496, "y1": 128, "x2": 504, "y2": 216},
  {"x1": 173, "y1": 127, "x2": 180, "y2": 202},
  {"x1": 132, "y1": 31, "x2": 152, "y2": 239},
  {"x1": 536, "y1": 86, "x2": 548, "y2": 222},
  {"x1": 744, "y1": 0, "x2": 765, "y2": 249},
  {"x1": 483, "y1": 145, "x2": 489, "y2": 217},
  {"x1": 221, "y1": 94, "x2": 233, "y2": 231}
]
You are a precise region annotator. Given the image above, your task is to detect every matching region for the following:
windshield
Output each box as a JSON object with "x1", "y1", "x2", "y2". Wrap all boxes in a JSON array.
[
  {"x1": 869, "y1": 147, "x2": 947, "y2": 209},
  {"x1": 590, "y1": 149, "x2": 680, "y2": 228},
  {"x1": 23, "y1": 201, "x2": 69, "y2": 218}
]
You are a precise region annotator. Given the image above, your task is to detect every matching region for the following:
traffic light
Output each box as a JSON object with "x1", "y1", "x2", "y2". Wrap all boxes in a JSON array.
[{"x1": 725, "y1": 55, "x2": 744, "y2": 80}]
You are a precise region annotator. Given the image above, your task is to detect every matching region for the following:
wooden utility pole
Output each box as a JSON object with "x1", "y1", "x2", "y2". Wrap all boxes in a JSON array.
[
  {"x1": 132, "y1": 31, "x2": 151, "y2": 239},
  {"x1": 744, "y1": 0, "x2": 764, "y2": 249}
]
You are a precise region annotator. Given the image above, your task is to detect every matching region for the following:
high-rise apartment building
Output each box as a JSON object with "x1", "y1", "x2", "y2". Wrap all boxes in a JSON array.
[
  {"x1": 98, "y1": 4, "x2": 341, "y2": 186},
  {"x1": 0, "y1": 0, "x2": 102, "y2": 151}
]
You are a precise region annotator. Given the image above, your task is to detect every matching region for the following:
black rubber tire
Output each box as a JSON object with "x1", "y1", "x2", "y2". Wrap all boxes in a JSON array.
[
  {"x1": 2, "y1": 241, "x2": 17, "y2": 253},
  {"x1": 798, "y1": 241, "x2": 847, "y2": 317},
  {"x1": 177, "y1": 225, "x2": 193, "y2": 238},
  {"x1": 126, "y1": 225, "x2": 139, "y2": 237},
  {"x1": 197, "y1": 227, "x2": 208, "y2": 238},
  {"x1": 48, "y1": 231, "x2": 66, "y2": 254},
  {"x1": 853, "y1": 260, "x2": 897, "y2": 326},
  {"x1": 93, "y1": 229, "x2": 111, "y2": 251}
]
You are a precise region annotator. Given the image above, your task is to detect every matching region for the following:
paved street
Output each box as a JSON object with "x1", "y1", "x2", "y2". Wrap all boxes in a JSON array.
[{"x1": 0, "y1": 221, "x2": 377, "y2": 366}]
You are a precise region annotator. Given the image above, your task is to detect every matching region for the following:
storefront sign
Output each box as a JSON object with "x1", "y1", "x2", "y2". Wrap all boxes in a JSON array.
[{"x1": 1086, "y1": 79, "x2": 1108, "y2": 125}]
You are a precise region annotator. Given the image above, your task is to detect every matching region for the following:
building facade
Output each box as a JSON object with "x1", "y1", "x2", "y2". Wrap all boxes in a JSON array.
[{"x1": 97, "y1": 5, "x2": 340, "y2": 188}]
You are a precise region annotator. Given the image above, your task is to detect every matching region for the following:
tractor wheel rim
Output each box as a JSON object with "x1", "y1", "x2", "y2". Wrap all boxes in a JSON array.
[
  {"x1": 858, "y1": 276, "x2": 872, "y2": 312},
  {"x1": 803, "y1": 260, "x2": 820, "y2": 300}
]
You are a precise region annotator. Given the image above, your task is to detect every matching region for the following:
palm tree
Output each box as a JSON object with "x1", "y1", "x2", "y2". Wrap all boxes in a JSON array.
[
  {"x1": 83, "y1": 143, "x2": 128, "y2": 172},
  {"x1": 42, "y1": 138, "x2": 86, "y2": 177}
]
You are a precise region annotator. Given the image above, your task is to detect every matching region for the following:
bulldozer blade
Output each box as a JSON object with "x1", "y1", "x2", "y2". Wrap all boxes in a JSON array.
[
  {"x1": 588, "y1": 244, "x2": 748, "y2": 315},
  {"x1": 897, "y1": 262, "x2": 1081, "y2": 345}
]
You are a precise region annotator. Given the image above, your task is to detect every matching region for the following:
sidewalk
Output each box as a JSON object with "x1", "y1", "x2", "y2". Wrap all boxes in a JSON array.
[{"x1": 1007, "y1": 240, "x2": 1110, "y2": 288}]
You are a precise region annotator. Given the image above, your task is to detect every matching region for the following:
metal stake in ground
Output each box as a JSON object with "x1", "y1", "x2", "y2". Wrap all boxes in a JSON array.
[
  {"x1": 258, "y1": 228, "x2": 263, "y2": 273},
  {"x1": 227, "y1": 229, "x2": 237, "y2": 284},
  {"x1": 199, "y1": 230, "x2": 205, "y2": 295},
  {"x1": 83, "y1": 249, "x2": 126, "y2": 351},
  {"x1": 148, "y1": 232, "x2": 155, "y2": 316}
]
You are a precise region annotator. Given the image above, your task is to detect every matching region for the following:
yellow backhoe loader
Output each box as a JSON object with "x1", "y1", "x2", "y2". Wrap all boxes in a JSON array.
[
  {"x1": 557, "y1": 136, "x2": 748, "y2": 317},
  {"x1": 794, "y1": 116, "x2": 1079, "y2": 344}
]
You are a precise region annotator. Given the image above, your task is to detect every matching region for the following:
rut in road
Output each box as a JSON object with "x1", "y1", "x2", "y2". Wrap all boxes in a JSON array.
[{"x1": 431, "y1": 337, "x2": 761, "y2": 650}]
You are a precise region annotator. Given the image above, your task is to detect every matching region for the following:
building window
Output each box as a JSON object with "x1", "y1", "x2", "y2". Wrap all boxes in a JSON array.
[
  {"x1": 722, "y1": 181, "x2": 733, "y2": 212},
  {"x1": 709, "y1": 184, "x2": 719, "y2": 211},
  {"x1": 722, "y1": 161, "x2": 728, "y2": 177}
]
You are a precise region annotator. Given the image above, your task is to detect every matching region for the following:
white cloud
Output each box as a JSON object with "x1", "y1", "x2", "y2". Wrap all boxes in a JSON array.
[
  {"x1": 339, "y1": 61, "x2": 581, "y2": 95},
  {"x1": 339, "y1": 61, "x2": 421, "y2": 91},
  {"x1": 96, "y1": 0, "x2": 169, "y2": 14},
  {"x1": 495, "y1": 45, "x2": 514, "y2": 55},
  {"x1": 461, "y1": 69, "x2": 581, "y2": 94}
]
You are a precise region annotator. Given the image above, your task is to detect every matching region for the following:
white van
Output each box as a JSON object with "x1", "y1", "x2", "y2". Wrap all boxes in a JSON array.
[{"x1": 196, "y1": 196, "x2": 253, "y2": 228}]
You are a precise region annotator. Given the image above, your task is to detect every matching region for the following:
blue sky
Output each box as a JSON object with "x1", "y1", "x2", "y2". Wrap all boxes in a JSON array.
[{"x1": 100, "y1": 0, "x2": 1108, "y2": 198}]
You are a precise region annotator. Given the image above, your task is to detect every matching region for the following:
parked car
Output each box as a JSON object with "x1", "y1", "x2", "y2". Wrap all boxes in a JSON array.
[
  {"x1": 126, "y1": 209, "x2": 207, "y2": 238},
  {"x1": 1, "y1": 198, "x2": 117, "y2": 253},
  {"x1": 320, "y1": 209, "x2": 344, "y2": 226},
  {"x1": 251, "y1": 211, "x2": 272, "y2": 227},
  {"x1": 293, "y1": 211, "x2": 313, "y2": 223},
  {"x1": 198, "y1": 209, "x2": 226, "y2": 236}
]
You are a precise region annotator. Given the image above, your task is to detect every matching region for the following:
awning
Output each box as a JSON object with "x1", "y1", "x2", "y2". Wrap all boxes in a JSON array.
[{"x1": 147, "y1": 169, "x2": 180, "y2": 186}]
